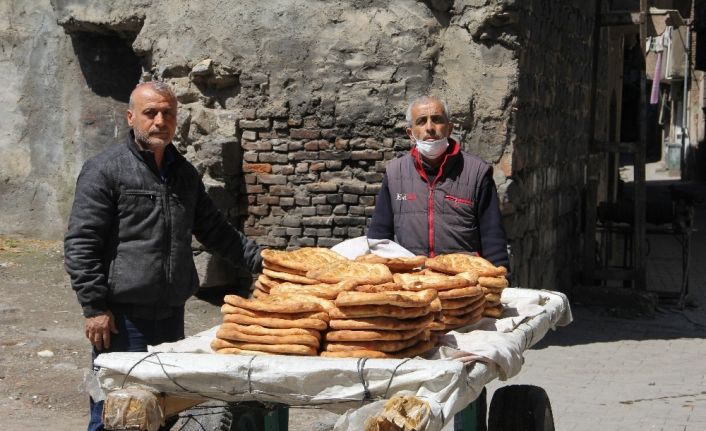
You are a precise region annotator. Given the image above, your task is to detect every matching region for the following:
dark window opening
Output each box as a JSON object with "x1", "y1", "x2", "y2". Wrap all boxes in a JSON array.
[{"x1": 69, "y1": 32, "x2": 142, "y2": 103}]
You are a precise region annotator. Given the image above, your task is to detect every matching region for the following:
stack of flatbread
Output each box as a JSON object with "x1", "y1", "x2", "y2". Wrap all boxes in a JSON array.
[
  {"x1": 392, "y1": 270, "x2": 485, "y2": 332},
  {"x1": 254, "y1": 248, "x2": 350, "y2": 299},
  {"x1": 425, "y1": 253, "x2": 508, "y2": 319},
  {"x1": 211, "y1": 293, "x2": 333, "y2": 356},
  {"x1": 354, "y1": 254, "x2": 427, "y2": 273},
  {"x1": 320, "y1": 287, "x2": 440, "y2": 359}
]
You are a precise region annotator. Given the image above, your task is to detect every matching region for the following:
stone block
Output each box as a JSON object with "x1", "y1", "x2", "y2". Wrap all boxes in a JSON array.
[
  {"x1": 257, "y1": 174, "x2": 287, "y2": 185},
  {"x1": 248, "y1": 205, "x2": 268, "y2": 216},
  {"x1": 257, "y1": 236, "x2": 287, "y2": 247},
  {"x1": 325, "y1": 194, "x2": 343, "y2": 204},
  {"x1": 289, "y1": 151, "x2": 320, "y2": 161},
  {"x1": 239, "y1": 118, "x2": 271, "y2": 129},
  {"x1": 316, "y1": 228, "x2": 332, "y2": 236},
  {"x1": 258, "y1": 153, "x2": 289, "y2": 164},
  {"x1": 287, "y1": 117, "x2": 303, "y2": 127},
  {"x1": 319, "y1": 150, "x2": 351, "y2": 160},
  {"x1": 349, "y1": 206, "x2": 366, "y2": 215},
  {"x1": 241, "y1": 141, "x2": 273, "y2": 151},
  {"x1": 311, "y1": 195, "x2": 327, "y2": 205},
  {"x1": 285, "y1": 228, "x2": 302, "y2": 236},
  {"x1": 272, "y1": 165, "x2": 294, "y2": 175},
  {"x1": 365, "y1": 184, "x2": 382, "y2": 195},
  {"x1": 341, "y1": 183, "x2": 366, "y2": 194},
  {"x1": 334, "y1": 138, "x2": 349, "y2": 150},
  {"x1": 290, "y1": 129, "x2": 321, "y2": 140},
  {"x1": 306, "y1": 182, "x2": 338, "y2": 193},
  {"x1": 269, "y1": 185, "x2": 295, "y2": 196},
  {"x1": 280, "y1": 197, "x2": 295, "y2": 206},
  {"x1": 348, "y1": 227, "x2": 363, "y2": 237},
  {"x1": 343, "y1": 194, "x2": 359, "y2": 204},
  {"x1": 351, "y1": 150, "x2": 383, "y2": 161},
  {"x1": 333, "y1": 227, "x2": 347, "y2": 236},
  {"x1": 320, "y1": 171, "x2": 353, "y2": 181},
  {"x1": 270, "y1": 227, "x2": 287, "y2": 236},
  {"x1": 294, "y1": 237, "x2": 316, "y2": 247},
  {"x1": 242, "y1": 130, "x2": 258, "y2": 141},
  {"x1": 300, "y1": 207, "x2": 317, "y2": 216},
  {"x1": 295, "y1": 196, "x2": 311, "y2": 205},
  {"x1": 303, "y1": 228, "x2": 318, "y2": 236},
  {"x1": 334, "y1": 216, "x2": 366, "y2": 226},
  {"x1": 273, "y1": 142, "x2": 289, "y2": 152},
  {"x1": 243, "y1": 163, "x2": 272, "y2": 174},
  {"x1": 244, "y1": 226, "x2": 267, "y2": 236},
  {"x1": 333, "y1": 204, "x2": 348, "y2": 215},
  {"x1": 325, "y1": 160, "x2": 342, "y2": 170},
  {"x1": 317, "y1": 205, "x2": 333, "y2": 215},
  {"x1": 310, "y1": 162, "x2": 327, "y2": 172},
  {"x1": 359, "y1": 196, "x2": 375, "y2": 206},
  {"x1": 295, "y1": 162, "x2": 309, "y2": 173},
  {"x1": 243, "y1": 152, "x2": 259, "y2": 163},
  {"x1": 317, "y1": 237, "x2": 341, "y2": 247},
  {"x1": 246, "y1": 184, "x2": 264, "y2": 194},
  {"x1": 302, "y1": 217, "x2": 334, "y2": 227},
  {"x1": 257, "y1": 195, "x2": 279, "y2": 205},
  {"x1": 281, "y1": 215, "x2": 302, "y2": 227}
]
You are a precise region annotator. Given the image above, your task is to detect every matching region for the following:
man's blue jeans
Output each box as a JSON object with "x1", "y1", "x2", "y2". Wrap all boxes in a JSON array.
[{"x1": 87, "y1": 307, "x2": 185, "y2": 431}]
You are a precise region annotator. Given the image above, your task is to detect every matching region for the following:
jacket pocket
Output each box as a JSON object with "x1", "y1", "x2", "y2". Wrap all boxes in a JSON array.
[{"x1": 444, "y1": 194, "x2": 473, "y2": 207}]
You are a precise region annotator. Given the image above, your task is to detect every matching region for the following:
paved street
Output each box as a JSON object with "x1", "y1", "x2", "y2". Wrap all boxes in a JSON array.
[{"x1": 486, "y1": 181, "x2": 706, "y2": 431}]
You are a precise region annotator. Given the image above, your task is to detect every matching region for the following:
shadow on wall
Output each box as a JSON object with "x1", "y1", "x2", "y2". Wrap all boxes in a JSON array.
[{"x1": 69, "y1": 32, "x2": 142, "y2": 103}]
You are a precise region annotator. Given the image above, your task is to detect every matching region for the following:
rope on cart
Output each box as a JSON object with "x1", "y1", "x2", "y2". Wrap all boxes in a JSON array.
[
  {"x1": 356, "y1": 357, "x2": 372, "y2": 405},
  {"x1": 120, "y1": 352, "x2": 158, "y2": 388},
  {"x1": 383, "y1": 358, "x2": 412, "y2": 399},
  {"x1": 246, "y1": 355, "x2": 256, "y2": 398}
]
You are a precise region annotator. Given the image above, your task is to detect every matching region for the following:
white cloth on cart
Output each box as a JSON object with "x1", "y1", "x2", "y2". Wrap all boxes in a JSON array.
[{"x1": 93, "y1": 288, "x2": 571, "y2": 430}]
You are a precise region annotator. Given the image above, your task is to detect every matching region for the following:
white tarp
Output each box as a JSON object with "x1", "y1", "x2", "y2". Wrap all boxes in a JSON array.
[{"x1": 93, "y1": 288, "x2": 572, "y2": 430}]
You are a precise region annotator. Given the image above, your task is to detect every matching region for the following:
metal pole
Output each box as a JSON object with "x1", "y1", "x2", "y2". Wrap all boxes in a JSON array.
[{"x1": 681, "y1": 22, "x2": 690, "y2": 179}]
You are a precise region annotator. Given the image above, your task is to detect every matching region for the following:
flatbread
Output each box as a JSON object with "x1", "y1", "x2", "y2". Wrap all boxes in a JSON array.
[
  {"x1": 483, "y1": 304, "x2": 504, "y2": 318},
  {"x1": 425, "y1": 254, "x2": 506, "y2": 277},
  {"x1": 323, "y1": 330, "x2": 431, "y2": 353},
  {"x1": 251, "y1": 288, "x2": 269, "y2": 299},
  {"x1": 253, "y1": 280, "x2": 271, "y2": 293},
  {"x1": 354, "y1": 255, "x2": 426, "y2": 272},
  {"x1": 319, "y1": 337, "x2": 437, "y2": 359},
  {"x1": 257, "y1": 274, "x2": 281, "y2": 289},
  {"x1": 442, "y1": 297, "x2": 485, "y2": 316},
  {"x1": 217, "y1": 322, "x2": 321, "y2": 339},
  {"x1": 329, "y1": 313, "x2": 434, "y2": 331},
  {"x1": 478, "y1": 276, "x2": 509, "y2": 289},
  {"x1": 439, "y1": 307, "x2": 484, "y2": 326},
  {"x1": 221, "y1": 304, "x2": 330, "y2": 322},
  {"x1": 439, "y1": 296, "x2": 480, "y2": 310},
  {"x1": 484, "y1": 293, "x2": 501, "y2": 304},
  {"x1": 262, "y1": 268, "x2": 320, "y2": 285},
  {"x1": 216, "y1": 327, "x2": 320, "y2": 347},
  {"x1": 262, "y1": 260, "x2": 308, "y2": 275},
  {"x1": 269, "y1": 280, "x2": 356, "y2": 300},
  {"x1": 223, "y1": 294, "x2": 328, "y2": 314},
  {"x1": 211, "y1": 338, "x2": 317, "y2": 356},
  {"x1": 393, "y1": 272, "x2": 470, "y2": 291},
  {"x1": 436, "y1": 285, "x2": 483, "y2": 299},
  {"x1": 307, "y1": 261, "x2": 393, "y2": 285},
  {"x1": 354, "y1": 282, "x2": 403, "y2": 293},
  {"x1": 335, "y1": 289, "x2": 437, "y2": 308},
  {"x1": 261, "y1": 247, "x2": 347, "y2": 272},
  {"x1": 325, "y1": 326, "x2": 426, "y2": 342},
  {"x1": 481, "y1": 285, "x2": 504, "y2": 295},
  {"x1": 222, "y1": 312, "x2": 328, "y2": 331}
]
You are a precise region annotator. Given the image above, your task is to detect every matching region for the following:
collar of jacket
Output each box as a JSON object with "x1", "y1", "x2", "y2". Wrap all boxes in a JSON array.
[
  {"x1": 410, "y1": 137, "x2": 462, "y2": 184},
  {"x1": 125, "y1": 131, "x2": 181, "y2": 179}
]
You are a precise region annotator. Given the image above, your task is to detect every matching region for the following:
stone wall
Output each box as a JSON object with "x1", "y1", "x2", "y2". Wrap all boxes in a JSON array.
[
  {"x1": 503, "y1": 0, "x2": 603, "y2": 291},
  {"x1": 1, "y1": 0, "x2": 617, "y2": 293}
]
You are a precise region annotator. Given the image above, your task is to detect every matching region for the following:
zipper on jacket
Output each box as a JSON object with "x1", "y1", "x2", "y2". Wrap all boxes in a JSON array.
[
  {"x1": 426, "y1": 158, "x2": 451, "y2": 257},
  {"x1": 163, "y1": 186, "x2": 172, "y2": 285},
  {"x1": 124, "y1": 190, "x2": 157, "y2": 200},
  {"x1": 444, "y1": 195, "x2": 472, "y2": 206}
]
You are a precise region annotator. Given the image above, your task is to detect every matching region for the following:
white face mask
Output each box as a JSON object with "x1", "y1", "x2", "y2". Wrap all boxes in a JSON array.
[{"x1": 413, "y1": 135, "x2": 449, "y2": 159}]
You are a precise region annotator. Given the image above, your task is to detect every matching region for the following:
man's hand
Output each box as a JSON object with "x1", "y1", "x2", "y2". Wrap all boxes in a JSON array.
[{"x1": 85, "y1": 311, "x2": 118, "y2": 351}]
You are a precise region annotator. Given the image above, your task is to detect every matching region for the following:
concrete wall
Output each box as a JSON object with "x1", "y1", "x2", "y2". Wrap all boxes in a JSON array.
[{"x1": 0, "y1": 0, "x2": 616, "y2": 293}]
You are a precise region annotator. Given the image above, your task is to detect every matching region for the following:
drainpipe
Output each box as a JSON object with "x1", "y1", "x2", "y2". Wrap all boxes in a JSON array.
[{"x1": 681, "y1": 22, "x2": 690, "y2": 179}]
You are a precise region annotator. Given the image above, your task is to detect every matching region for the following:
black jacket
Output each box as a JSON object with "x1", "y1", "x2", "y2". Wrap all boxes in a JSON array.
[{"x1": 64, "y1": 133, "x2": 262, "y2": 317}]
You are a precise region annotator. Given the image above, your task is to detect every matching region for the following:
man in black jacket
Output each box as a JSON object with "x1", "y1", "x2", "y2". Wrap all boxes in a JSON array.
[{"x1": 64, "y1": 82, "x2": 262, "y2": 431}]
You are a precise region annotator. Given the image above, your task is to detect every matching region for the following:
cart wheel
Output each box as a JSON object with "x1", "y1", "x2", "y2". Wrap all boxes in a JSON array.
[
  {"x1": 171, "y1": 401, "x2": 265, "y2": 431},
  {"x1": 488, "y1": 385, "x2": 554, "y2": 431}
]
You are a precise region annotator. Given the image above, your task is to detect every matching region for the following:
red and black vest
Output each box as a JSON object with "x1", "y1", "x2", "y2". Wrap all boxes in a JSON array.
[{"x1": 385, "y1": 140, "x2": 489, "y2": 257}]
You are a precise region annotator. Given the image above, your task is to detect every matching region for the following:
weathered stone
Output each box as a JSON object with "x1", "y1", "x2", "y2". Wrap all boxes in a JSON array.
[
  {"x1": 333, "y1": 204, "x2": 348, "y2": 215},
  {"x1": 269, "y1": 185, "x2": 295, "y2": 196},
  {"x1": 341, "y1": 184, "x2": 366, "y2": 194},
  {"x1": 317, "y1": 237, "x2": 341, "y2": 247},
  {"x1": 306, "y1": 182, "x2": 338, "y2": 193},
  {"x1": 334, "y1": 216, "x2": 366, "y2": 226},
  {"x1": 359, "y1": 196, "x2": 375, "y2": 206},
  {"x1": 281, "y1": 215, "x2": 302, "y2": 227},
  {"x1": 271, "y1": 165, "x2": 294, "y2": 175},
  {"x1": 290, "y1": 129, "x2": 320, "y2": 140},
  {"x1": 319, "y1": 151, "x2": 351, "y2": 160},
  {"x1": 294, "y1": 237, "x2": 316, "y2": 247},
  {"x1": 311, "y1": 195, "x2": 327, "y2": 205},
  {"x1": 242, "y1": 130, "x2": 258, "y2": 141},
  {"x1": 257, "y1": 174, "x2": 287, "y2": 185},
  {"x1": 316, "y1": 205, "x2": 333, "y2": 215},
  {"x1": 279, "y1": 197, "x2": 295, "y2": 206},
  {"x1": 258, "y1": 153, "x2": 289, "y2": 163},
  {"x1": 343, "y1": 194, "x2": 358, "y2": 204},
  {"x1": 239, "y1": 118, "x2": 271, "y2": 129},
  {"x1": 243, "y1": 163, "x2": 272, "y2": 174},
  {"x1": 302, "y1": 217, "x2": 334, "y2": 227}
]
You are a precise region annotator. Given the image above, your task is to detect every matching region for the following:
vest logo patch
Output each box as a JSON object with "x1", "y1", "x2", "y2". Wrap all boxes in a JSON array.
[{"x1": 396, "y1": 193, "x2": 417, "y2": 201}]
